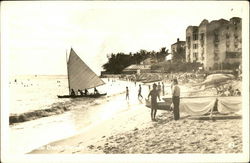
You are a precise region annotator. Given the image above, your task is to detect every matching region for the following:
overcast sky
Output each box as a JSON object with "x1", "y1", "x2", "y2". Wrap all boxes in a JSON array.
[{"x1": 1, "y1": 1, "x2": 247, "y2": 75}]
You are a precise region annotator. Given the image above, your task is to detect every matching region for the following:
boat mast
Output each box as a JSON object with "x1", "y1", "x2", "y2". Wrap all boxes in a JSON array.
[{"x1": 66, "y1": 50, "x2": 71, "y2": 95}]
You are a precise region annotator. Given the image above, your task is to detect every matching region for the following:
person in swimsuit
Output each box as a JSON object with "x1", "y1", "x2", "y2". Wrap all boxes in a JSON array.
[{"x1": 148, "y1": 83, "x2": 161, "y2": 121}]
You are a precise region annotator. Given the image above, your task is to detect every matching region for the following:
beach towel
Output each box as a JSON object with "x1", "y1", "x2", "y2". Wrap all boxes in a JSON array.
[
  {"x1": 179, "y1": 97, "x2": 217, "y2": 116},
  {"x1": 217, "y1": 96, "x2": 242, "y2": 113}
]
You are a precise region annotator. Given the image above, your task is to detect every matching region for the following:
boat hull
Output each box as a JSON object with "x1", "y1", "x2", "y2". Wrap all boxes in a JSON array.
[
  {"x1": 58, "y1": 93, "x2": 107, "y2": 98},
  {"x1": 145, "y1": 98, "x2": 172, "y2": 111}
]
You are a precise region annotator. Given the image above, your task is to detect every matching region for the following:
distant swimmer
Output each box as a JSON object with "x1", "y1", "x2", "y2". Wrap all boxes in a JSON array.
[
  {"x1": 138, "y1": 84, "x2": 143, "y2": 99},
  {"x1": 148, "y1": 83, "x2": 161, "y2": 121},
  {"x1": 70, "y1": 89, "x2": 76, "y2": 96},
  {"x1": 126, "y1": 86, "x2": 129, "y2": 100}
]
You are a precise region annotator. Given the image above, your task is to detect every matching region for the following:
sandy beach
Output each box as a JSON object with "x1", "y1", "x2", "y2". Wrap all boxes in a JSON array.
[{"x1": 30, "y1": 81, "x2": 242, "y2": 154}]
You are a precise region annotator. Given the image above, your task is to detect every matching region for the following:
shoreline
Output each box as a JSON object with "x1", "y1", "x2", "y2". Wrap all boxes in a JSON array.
[
  {"x1": 9, "y1": 90, "x2": 126, "y2": 125},
  {"x1": 30, "y1": 101, "x2": 242, "y2": 154}
]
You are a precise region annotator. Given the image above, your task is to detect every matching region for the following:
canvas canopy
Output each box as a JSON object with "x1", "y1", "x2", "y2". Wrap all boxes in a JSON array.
[
  {"x1": 179, "y1": 97, "x2": 217, "y2": 116},
  {"x1": 217, "y1": 96, "x2": 242, "y2": 113}
]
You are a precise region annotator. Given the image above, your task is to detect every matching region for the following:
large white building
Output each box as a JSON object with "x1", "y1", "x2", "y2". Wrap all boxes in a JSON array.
[{"x1": 186, "y1": 17, "x2": 242, "y2": 70}]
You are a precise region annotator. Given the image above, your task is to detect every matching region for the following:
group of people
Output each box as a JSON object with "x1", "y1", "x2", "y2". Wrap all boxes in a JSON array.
[
  {"x1": 216, "y1": 85, "x2": 241, "y2": 96},
  {"x1": 70, "y1": 87, "x2": 99, "y2": 96},
  {"x1": 125, "y1": 84, "x2": 145, "y2": 100},
  {"x1": 148, "y1": 79, "x2": 180, "y2": 121},
  {"x1": 125, "y1": 79, "x2": 180, "y2": 122}
]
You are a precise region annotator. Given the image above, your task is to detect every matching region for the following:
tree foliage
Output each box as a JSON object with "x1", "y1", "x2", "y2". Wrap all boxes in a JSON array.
[{"x1": 102, "y1": 47, "x2": 169, "y2": 74}]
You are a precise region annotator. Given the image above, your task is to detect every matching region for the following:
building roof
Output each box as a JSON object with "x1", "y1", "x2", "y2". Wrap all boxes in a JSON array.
[
  {"x1": 171, "y1": 41, "x2": 185, "y2": 46},
  {"x1": 123, "y1": 64, "x2": 151, "y2": 71}
]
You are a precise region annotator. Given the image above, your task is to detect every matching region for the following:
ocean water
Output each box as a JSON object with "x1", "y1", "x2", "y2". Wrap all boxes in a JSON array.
[
  {"x1": 9, "y1": 75, "x2": 127, "y2": 114},
  {"x1": 8, "y1": 75, "x2": 138, "y2": 154}
]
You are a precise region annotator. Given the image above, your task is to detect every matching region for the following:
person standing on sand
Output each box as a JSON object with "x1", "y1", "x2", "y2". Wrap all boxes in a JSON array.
[
  {"x1": 157, "y1": 82, "x2": 161, "y2": 97},
  {"x1": 138, "y1": 84, "x2": 143, "y2": 99},
  {"x1": 126, "y1": 86, "x2": 129, "y2": 100},
  {"x1": 172, "y1": 79, "x2": 180, "y2": 120},
  {"x1": 162, "y1": 82, "x2": 165, "y2": 96},
  {"x1": 148, "y1": 83, "x2": 161, "y2": 121}
]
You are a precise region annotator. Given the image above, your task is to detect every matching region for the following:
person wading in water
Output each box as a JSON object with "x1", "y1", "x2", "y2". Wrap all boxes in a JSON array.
[
  {"x1": 148, "y1": 83, "x2": 161, "y2": 121},
  {"x1": 138, "y1": 84, "x2": 143, "y2": 99},
  {"x1": 126, "y1": 86, "x2": 129, "y2": 100}
]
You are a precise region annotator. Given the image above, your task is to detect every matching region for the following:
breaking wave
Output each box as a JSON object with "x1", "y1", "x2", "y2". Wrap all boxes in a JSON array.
[{"x1": 9, "y1": 91, "x2": 125, "y2": 125}]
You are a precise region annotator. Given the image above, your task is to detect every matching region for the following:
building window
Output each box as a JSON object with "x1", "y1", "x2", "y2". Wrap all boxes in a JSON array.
[
  {"x1": 226, "y1": 33, "x2": 230, "y2": 39},
  {"x1": 235, "y1": 26, "x2": 238, "y2": 30},
  {"x1": 193, "y1": 33, "x2": 198, "y2": 40},
  {"x1": 215, "y1": 44, "x2": 218, "y2": 48},
  {"x1": 187, "y1": 36, "x2": 191, "y2": 49},
  {"x1": 193, "y1": 52, "x2": 198, "y2": 60},
  {"x1": 193, "y1": 44, "x2": 198, "y2": 49},
  {"x1": 214, "y1": 34, "x2": 219, "y2": 42},
  {"x1": 227, "y1": 26, "x2": 229, "y2": 30},
  {"x1": 235, "y1": 35, "x2": 238, "y2": 39},
  {"x1": 227, "y1": 44, "x2": 230, "y2": 48},
  {"x1": 200, "y1": 33, "x2": 204, "y2": 40},
  {"x1": 235, "y1": 44, "x2": 238, "y2": 48}
]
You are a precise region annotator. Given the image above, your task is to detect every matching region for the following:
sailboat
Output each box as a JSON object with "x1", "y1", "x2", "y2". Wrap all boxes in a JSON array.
[{"x1": 58, "y1": 48, "x2": 107, "y2": 98}]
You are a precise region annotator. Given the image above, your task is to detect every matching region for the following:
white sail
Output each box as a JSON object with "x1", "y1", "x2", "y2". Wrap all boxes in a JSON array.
[{"x1": 67, "y1": 48, "x2": 105, "y2": 93}]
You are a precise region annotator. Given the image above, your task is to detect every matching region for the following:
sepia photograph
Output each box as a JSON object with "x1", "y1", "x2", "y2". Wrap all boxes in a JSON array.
[{"x1": 1, "y1": 1, "x2": 249, "y2": 162}]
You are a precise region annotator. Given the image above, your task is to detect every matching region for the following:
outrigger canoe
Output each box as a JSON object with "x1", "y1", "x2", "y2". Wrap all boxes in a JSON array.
[
  {"x1": 145, "y1": 98, "x2": 172, "y2": 111},
  {"x1": 58, "y1": 93, "x2": 107, "y2": 98}
]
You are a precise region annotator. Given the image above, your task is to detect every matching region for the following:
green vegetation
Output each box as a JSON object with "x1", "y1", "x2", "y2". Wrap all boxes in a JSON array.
[{"x1": 102, "y1": 48, "x2": 169, "y2": 74}]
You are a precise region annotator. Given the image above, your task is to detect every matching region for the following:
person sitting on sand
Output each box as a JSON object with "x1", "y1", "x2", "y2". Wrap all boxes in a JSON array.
[
  {"x1": 234, "y1": 89, "x2": 241, "y2": 96},
  {"x1": 138, "y1": 84, "x2": 143, "y2": 99},
  {"x1": 78, "y1": 89, "x2": 84, "y2": 95},
  {"x1": 84, "y1": 89, "x2": 89, "y2": 95},
  {"x1": 94, "y1": 88, "x2": 99, "y2": 94},
  {"x1": 70, "y1": 89, "x2": 76, "y2": 96},
  {"x1": 126, "y1": 86, "x2": 129, "y2": 100},
  {"x1": 172, "y1": 79, "x2": 180, "y2": 120},
  {"x1": 148, "y1": 83, "x2": 161, "y2": 121}
]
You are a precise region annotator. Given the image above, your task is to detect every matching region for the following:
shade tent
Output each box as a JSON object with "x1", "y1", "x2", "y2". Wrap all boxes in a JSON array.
[
  {"x1": 179, "y1": 97, "x2": 217, "y2": 116},
  {"x1": 217, "y1": 96, "x2": 242, "y2": 114}
]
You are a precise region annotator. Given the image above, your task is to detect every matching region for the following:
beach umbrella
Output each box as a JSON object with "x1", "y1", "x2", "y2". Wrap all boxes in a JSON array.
[
  {"x1": 202, "y1": 74, "x2": 234, "y2": 86},
  {"x1": 193, "y1": 74, "x2": 234, "y2": 87}
]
